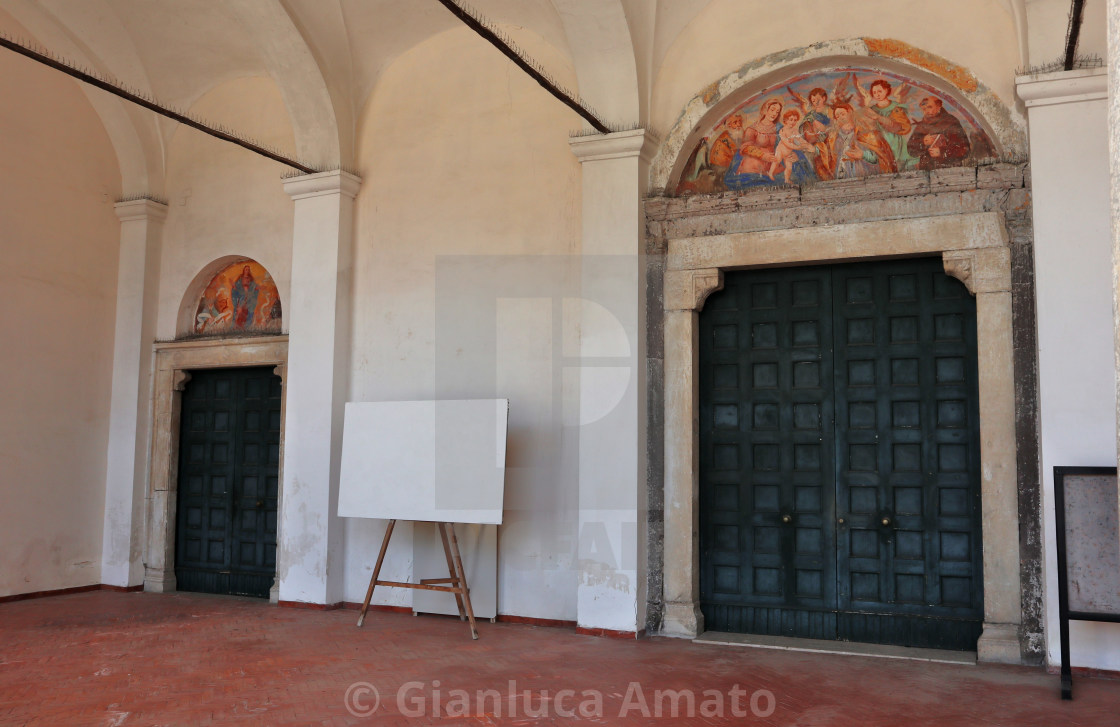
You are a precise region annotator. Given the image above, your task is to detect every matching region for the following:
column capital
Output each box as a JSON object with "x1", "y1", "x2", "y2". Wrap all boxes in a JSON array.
[
  {"x1": 114, "y1": 198, "x2": 168, "y2": 223},
  {"x1": 282, "y1": 170, "x2": 362, "y2": 201},
  {"x1": 569, "y1": 128, "x2": 660, "y2": 165},
  {"x1": 1015, "y1": 67, "x2": 1107, "y2": 108}
]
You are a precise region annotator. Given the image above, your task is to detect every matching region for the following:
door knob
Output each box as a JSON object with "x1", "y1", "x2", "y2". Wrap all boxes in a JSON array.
[
  {"x1": 838, "y1": 517, "x2": 845, "y2": 524},
  {"x1": 781, "y1": 514, "x2": 792, "y2": 524},
  {"x1": 881, "y1": 517, "x2": 891, "y2": 527},
  {"x1": 256, "y1": 499, "x2": 264, "y2": 509}
]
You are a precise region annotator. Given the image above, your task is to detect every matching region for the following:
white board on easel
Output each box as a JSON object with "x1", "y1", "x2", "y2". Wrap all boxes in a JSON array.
[{"x1": 338, "y1": 399, "x2": 509, "y2": 524}]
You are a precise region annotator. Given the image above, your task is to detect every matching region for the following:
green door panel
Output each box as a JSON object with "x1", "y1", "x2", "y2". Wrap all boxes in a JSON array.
[
  {"x1": 175, "y1": 366, "x2": 281, "y2": 599},
  {"x1": 699, "y1": 257, "x2": 983, "y2": 650}
]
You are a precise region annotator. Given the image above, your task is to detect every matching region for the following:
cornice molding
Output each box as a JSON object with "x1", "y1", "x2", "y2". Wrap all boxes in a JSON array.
[
  {"x1": 569, "y1": 128, "x2": 660, "y2": 164},
  {"x1": 281, "y1": 170, "x2": 362, "y2": 201},
  {"x1": 114, "y1": 198, "x2": 168, "y2": 222},
  {"x1": 1015, "y1": 67, "x2": 1108, "y2": 108}
]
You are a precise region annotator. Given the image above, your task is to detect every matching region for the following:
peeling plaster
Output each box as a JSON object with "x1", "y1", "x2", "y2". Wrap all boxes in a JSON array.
[
  {"x1": 578, "y1": 559, "x2": 632, "y2": 593},
  {"x1": 863, "y1": 38, "x2": 978, "y2": 92},
  {"x1": 277, "y1": 493, "x2": 326, "y2": 582}
]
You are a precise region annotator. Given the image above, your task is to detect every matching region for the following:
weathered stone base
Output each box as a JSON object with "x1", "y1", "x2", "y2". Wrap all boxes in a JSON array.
[
  {"x1": 143, "y1": 568, "x2": 176, "y2": 594},
  {"x1": 977, "y1": 622, "x2": 1023, "y2": 664},
  {"x1": 661, "y1": 600, "x2": 704, "y2": 639}
]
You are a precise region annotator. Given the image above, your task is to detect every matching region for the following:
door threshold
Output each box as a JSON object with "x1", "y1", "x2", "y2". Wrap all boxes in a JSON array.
[{"x1": 694, "y1": 631, "x2": 976, "y2": 665}]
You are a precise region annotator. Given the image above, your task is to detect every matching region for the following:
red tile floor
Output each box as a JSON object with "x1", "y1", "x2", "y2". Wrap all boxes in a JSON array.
[{"x1": 1, "y1": 591, "x2": 1118, "y2": 726}]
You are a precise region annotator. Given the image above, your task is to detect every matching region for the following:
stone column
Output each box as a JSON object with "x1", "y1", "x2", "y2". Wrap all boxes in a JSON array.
[
  {"x1": 279, "y1": 170, "x2": 360, "y2": 605},
  {"x1": 661, "y1": 268, "x2": 722, "y2": 638},
  {"x1": 270, "y1": 362, "x2": 287, "y2": 604},
  {"x1": 101, "y1": 198, "x2": 166, "y2": 588},
  {"x1": 569, "y1": 129, "x2": 658, "y2": 633},
  {"x1": 144, "y1": 368, "x2": 190, "y2": 593},
  {"x1": 944, "y1": 248, "x2": 1022, "y2": 663}
]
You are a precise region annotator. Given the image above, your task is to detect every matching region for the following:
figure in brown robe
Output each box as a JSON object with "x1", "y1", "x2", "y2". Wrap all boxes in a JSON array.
[{"x1": 906, "y1": 97, "x2": 971, "y2": 170}]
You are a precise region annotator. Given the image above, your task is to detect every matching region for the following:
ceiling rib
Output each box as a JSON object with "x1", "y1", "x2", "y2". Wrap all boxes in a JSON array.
[{"x1": 0, "y1": 33, "x2": 318, "y2": 174}]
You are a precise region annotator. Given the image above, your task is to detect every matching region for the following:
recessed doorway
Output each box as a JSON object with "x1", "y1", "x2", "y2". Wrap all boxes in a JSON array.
[
  {"x1": 698, "y1": 257, "x2": 983, "y2": 650},
  {"x1": 175, "y1": 366, "x2": 282, "y2": 598}
]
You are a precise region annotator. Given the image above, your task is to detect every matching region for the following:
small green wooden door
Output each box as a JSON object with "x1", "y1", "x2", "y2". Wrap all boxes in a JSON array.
[
  {"x1": 175, "y1": 367, "x2": 281, "y2": 598},
  {"x1": 699, "y1": 258, "x2": 983, "y2": 650}
]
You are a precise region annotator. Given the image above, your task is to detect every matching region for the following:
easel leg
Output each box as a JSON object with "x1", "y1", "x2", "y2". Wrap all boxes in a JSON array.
[
  {"x1": 357, "y1": 519, "x2": 396, "y2": 627},
  {"x1": 446, "y1": 523, "x2": 479, "y2": 640},
  {"x1": 438, "y1": 523, "x2": 468, "y2": 621}
]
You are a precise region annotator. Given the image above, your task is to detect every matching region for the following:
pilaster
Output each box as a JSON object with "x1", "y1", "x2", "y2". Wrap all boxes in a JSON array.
[
  {"x1": 279, "y1": 170, "x2": 360, "y2": 605},
  {"x1": 660, "y1": 269, "x2": 721, "y2": 638},
  {"x1": 101, "y1": 198, "x2": 166, "y2": 587},
  {"x1": 1017, "y1": 65, "x2": 1118, "y2": 667},
  {"x1": 569, "y1": 129, "x2": 658, "y2": 633},
  {"x1": 944, "y1": 248, "x2": 1022, "y2": 663}
]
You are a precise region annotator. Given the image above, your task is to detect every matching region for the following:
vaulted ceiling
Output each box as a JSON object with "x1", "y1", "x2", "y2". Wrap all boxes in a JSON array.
[{"x1": 0, "y1": 0, "x2": 1036, "y2": 194}]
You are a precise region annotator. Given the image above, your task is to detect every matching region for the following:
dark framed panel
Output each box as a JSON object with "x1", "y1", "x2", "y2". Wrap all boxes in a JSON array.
[
  {"x1": 698, "y1": 259, "x2": 983, "y2": 650},
  {"x1": 1053, "y1": 466, "x2": 1120, "y2": 700}
]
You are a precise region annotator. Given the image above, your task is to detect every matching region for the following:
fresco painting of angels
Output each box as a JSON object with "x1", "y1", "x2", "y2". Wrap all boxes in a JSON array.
[
  {"x1": 674, "y1": 67, "x2": 996, "y2": 196},
  {"x1": 192, "y1": 260, "x2": 282, "y2": 337}
]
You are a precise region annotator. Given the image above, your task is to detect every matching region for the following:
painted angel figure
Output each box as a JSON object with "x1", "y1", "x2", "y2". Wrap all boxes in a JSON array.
[
  {"x1": 787, "y1": 84, "x2": 832, "y2": 141},
  {"x1": 851, "y1": 74, "x2": 915, "y2": 170},
  {"x1": 786, "y1": 84, "x2": 835, "y2": 181},
  {"x1": 831, "y1": 73, "x2": 853, "y2": 108}
]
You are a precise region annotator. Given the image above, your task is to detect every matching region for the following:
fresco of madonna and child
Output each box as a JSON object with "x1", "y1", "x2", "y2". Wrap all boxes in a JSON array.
[{"x1": 674, "y1": 67, "x2": 996, "y2": 197}]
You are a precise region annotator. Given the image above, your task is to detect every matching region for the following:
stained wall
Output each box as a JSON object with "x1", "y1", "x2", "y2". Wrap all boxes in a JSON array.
[{"x1": 0, "y1": 10, "x2": 121, "y2": 596}]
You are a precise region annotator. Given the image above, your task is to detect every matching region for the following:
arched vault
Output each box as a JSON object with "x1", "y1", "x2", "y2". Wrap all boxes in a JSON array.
[
  {"x1": 226, "y1": 0, "x2": 342, "y2": 170},
  {"x1": 552, "y1": 0, "x2": 640, "y2": 129}
]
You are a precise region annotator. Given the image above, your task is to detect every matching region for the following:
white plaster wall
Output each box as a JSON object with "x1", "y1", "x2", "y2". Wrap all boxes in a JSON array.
[
  {"x1": 1026, "y1": 0, "x2": 1108, "y2": 67},
  {"x1": 649, "y1": 0, "x2": 1022, "y2": 139},
  {"x1": 346, "y1": 28, "x2": 583, "y2": 619},
  {"x1": 0, "y1": 10, "x2": 121, "y2": 596},
  {"x1": 1024, "y1": 72, "x2": 1120, "y2": 670},
  {"x1": 156, "y1": 77, "x2": 296, "y2": 339}
]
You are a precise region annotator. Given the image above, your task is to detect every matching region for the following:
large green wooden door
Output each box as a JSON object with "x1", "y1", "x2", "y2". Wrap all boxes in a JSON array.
[
  {"x1": 175, "y1": 367, "x2": 281, "y2": 598},
  {"x1": 699, "y1": 258, "x2": 983, "y2": 650}
]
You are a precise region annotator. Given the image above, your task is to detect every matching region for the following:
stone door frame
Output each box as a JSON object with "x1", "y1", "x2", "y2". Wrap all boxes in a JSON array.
[
  {"x1": 658, "y1": 209, "x2": 1024, "y2": 664},
  {"x1": 143, "y1": 336, "x2": 288, "y2": 602}
]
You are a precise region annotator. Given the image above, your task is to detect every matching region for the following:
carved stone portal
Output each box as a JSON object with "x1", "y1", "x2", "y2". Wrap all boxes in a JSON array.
[
  {"x1": 661, "y1": 212, "x2": 1022, "y2": 663},
  {"x1": 144, "y1": 337, "x2": 288, "y2": 597}
]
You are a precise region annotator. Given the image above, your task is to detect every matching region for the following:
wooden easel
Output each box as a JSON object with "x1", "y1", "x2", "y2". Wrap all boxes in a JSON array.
[{"x1": 356, "y1": 519, "x2": 479, "y2": 639}]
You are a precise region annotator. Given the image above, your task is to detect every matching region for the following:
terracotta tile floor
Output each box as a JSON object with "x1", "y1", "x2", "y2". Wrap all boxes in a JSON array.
[{"x1": 1, "y1": 591, "x2": 1118, "y2": 726}]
